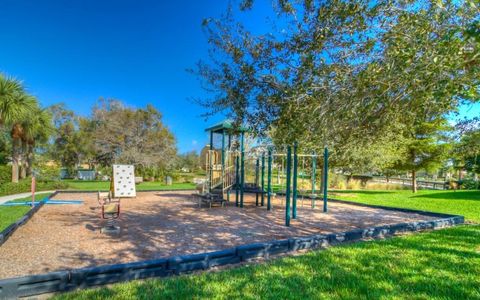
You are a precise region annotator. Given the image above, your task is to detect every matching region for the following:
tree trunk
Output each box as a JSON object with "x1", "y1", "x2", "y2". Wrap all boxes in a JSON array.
[
  {"x1": 412, "y1": 169, "x2": 417, "y2": 193},
  {"x1": 11, "y1": 137, "x2": 21, "y2": 183},
  {"x1": 19, "y1": 141, "x2": 28, "y2": 179},
  {"x1": 26, "y1": 143, "x2": 34, "y2": 177}
]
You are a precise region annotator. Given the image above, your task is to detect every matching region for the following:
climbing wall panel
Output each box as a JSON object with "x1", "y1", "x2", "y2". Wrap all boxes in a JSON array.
[{"x1": 113, "y1": 164, "x2": 136, "y2": 198}]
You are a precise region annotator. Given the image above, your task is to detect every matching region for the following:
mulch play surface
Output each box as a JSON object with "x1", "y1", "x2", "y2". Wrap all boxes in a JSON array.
[{"x1": 0, "y1": 191, "x2": 437, "y2": 279}]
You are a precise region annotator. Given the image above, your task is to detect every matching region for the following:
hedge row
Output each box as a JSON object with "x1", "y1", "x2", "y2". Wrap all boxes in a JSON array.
[{"x1": 0, "y1": 179, "x2": 68, "y2": 197}]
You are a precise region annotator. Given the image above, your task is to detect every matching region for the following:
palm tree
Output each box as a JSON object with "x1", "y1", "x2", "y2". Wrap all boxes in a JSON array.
[
  {"x1": 21, "y1": 107, "x2": 54, "y2": 177},
  {"x1": 10, "y1": 95, "x2": 38, "y2": 182},
  {"x1": 0, "y1": 74, "x2": 37, "y2": 182}
]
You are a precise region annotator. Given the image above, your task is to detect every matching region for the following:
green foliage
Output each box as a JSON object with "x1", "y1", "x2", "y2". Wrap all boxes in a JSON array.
[
  {"x1": 176, "y1": 151, "x2": 201, "y2": 172},
  {"x1": 458, "y1": 179, "x2": 480, "y2": 190},
  {"x1": 37, "y1": 165, "x2": 62, "y2": 181},
  {"x1": 364, "y1": 182, "x2": 408, "y2": 190},
  {"x1": 454, "y1": 123, "x2": 480, "y2": 177},
  {"x1": 194, "y1": 0, "x2": 479, "y2": 174},
  {"x1": 327, "y1": 173, "x2": 347, "y2": 189},
  {"x1": 0, "y1": 178, "x2": 68, "y2": 196},
  {"x1": 48, "y1": 104, "x2": 86, "y2": 171},
  {"x1": 392, "y1": 117, "x2": 452, "y2": 192},
  {"x1": 54, "y1": 225, "x2": 480, "y2": 300},
  {"x1": 0, "y1": 74, "x2": 36, "y2": 125},
  {"x1": 0, "y1": 165, "x2": 11, "y2": 184},
  {"x1": 92, "y1": 99, "x2": 177, "y2": 170},
  {"x1": 346, "y1": 179, "x2": 362, "y2": 190}
]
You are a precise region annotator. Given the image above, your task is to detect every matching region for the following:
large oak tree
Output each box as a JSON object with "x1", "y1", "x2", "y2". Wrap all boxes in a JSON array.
[{"x1": 193, "y1": 0, "x2": 479, "y2": 175}]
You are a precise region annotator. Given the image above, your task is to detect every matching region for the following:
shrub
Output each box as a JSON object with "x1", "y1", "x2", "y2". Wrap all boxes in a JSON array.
[
  {"x1": 346, "y1": 179, "x2": 362, "y2": 190},
  {"x1": 0, "y1": 165, "x2": 10, "y2": 184},
  {"x1": 349, "y1": 175, "x2": 373, "y2": 185},
  {"x1": 458, "y1": 179, "x2": 480, "y2": 190},
  {"x1": 336, "y1": 180, "x2": 347, "y2": 190},
  {"x1": 0, "y1": 178, "x2": 69, "y2": 196},
  {"x1": 37, "y1": 165, "x2": 62, "y2": 181},
  {"x1": 365, "y1": 182, "x2": 408, "y2": 190},
  {"x1": 328, "y1": 173, "x2": 347, "y2": 189}
]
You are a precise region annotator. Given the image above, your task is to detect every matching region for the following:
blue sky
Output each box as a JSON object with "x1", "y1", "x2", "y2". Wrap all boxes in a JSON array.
[
  {"x1": 0, "y1": 0, "x2": 261, "y2": 153},
  {"x1": 0, "y1": 1, "x2": 478, "y2": 153}
]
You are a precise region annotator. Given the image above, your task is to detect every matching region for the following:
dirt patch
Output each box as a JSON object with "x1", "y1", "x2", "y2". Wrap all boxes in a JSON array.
[{"x1": 0, "y1": 191, "x2": 436, "y2": 279}]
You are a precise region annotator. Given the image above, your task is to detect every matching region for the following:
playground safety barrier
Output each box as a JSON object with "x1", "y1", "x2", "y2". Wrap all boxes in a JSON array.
[{"x1": 0, "y1": 200, "x2": 464, "y2": 299}]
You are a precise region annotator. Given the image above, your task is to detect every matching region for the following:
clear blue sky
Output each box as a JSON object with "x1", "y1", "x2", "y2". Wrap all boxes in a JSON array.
[
  {"x1": 0, "y1": 1, "x2": 478, "y2": 153},
  {"x1": 0, "y1": 0, "x2": 269, "y2": 153}
]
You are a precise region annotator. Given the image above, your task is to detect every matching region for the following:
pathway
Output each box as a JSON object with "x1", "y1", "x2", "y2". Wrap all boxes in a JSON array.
[{"x1": 0, "y1": 191, "x2": 55, "y2": 205}]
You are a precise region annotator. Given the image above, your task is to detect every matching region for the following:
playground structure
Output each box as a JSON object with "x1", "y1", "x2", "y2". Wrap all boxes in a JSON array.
[{"x1": 202, "y1": 121, "x2": 330, "y2": 226}]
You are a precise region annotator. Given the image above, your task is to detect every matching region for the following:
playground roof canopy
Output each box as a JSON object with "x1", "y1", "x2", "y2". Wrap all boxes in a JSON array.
[{"x1": 205, "y1": 120, "x2": 248, "y2": 134}]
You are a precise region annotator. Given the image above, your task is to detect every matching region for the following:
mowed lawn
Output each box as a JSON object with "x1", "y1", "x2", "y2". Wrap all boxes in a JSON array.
[
  {"x1": 54, "y1": 225, "x2": 480, "y2": 300},
  {"x1": 62, "y1": 180, "x2": 195, "y2": 191},
  {"x1": 52, "y1": 189, "x2": 480, "y2": 299},
  {"x1": 329, "y1": 189, "x2": 480, "y2": 223},
  {"x1": 0, "y1": 192, "x2": 53, "y2": 231}
]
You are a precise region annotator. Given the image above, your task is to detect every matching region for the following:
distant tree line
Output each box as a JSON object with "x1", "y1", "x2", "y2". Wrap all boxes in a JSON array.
[
  {"x1": 48, "y1": 99, "x2": 178, "y2": 178},
  {"x1": 0, "y1": 74, "x2": 185, "y2": 182}
]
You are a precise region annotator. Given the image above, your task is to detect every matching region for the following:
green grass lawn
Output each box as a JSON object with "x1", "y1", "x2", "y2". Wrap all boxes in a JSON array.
[
  {"x1": 329, "y1": 189, "x2": 480, "y2": 223},
  {"x1": 0, "y1": 192, "x2": 53, "y2": 232},
  {"x1": 62, "y1": 180, "x2": 195, "y2": 191},
  {"x1": 54, "y1": 225, "x2": 480, "y2": 300},
  {"x1": 0, "y1": 206, "x2": 30, "y2": 232}
]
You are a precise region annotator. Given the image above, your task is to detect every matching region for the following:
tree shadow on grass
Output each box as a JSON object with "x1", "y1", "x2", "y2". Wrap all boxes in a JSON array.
[{"x1": 54, "y1": 225, "x2": 480, "y2": 300}]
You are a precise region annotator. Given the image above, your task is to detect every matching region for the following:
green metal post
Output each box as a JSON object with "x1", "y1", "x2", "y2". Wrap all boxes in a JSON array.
[
  {"x1": 209, "y1": 131, "x2": 213, "y2": 193},
  {"x1": 285, "y1": 146, "x2": 292, "y2": 226},
  {"x1": 267, "y1": 149, "x2": 272, "y2": 211},
  {"x1": 311, "y1": 151, "x2": 317, "y2": 208},
  {"x1": 261, "y1": 153, "x2": 265, "y2": 206},
  {"x1": 255, "y1": 158, "x2": 259, "y2": 206},
  {"x1": 221, "y1": 130, "x2": 225, "y2": 200},
  {"x1": 240, "y1": 132, "x2": 245, "y2": 208},
  {"x1": 227, "y1": 134, "x2": 231, "y2": 202},
  {"x1": 235, "y1": 155, "x2": 239, "y2": 206},
  {"x1": 323, "y1": 147, "x2": 329, "y2": 213},
  {"x1": 292, "y1": 142, "x2": 298, "y2": 219}
]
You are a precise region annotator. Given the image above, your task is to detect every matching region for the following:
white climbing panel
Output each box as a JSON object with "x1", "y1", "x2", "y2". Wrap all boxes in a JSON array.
[{"x1": 113, "y1": 164, "x2": 136, "y2": 198}]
